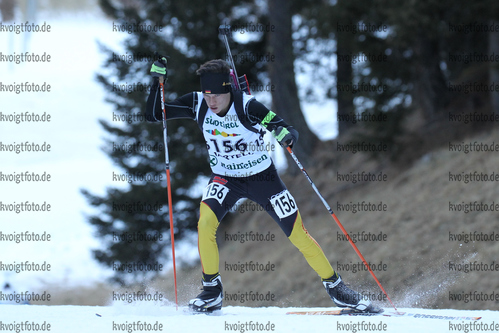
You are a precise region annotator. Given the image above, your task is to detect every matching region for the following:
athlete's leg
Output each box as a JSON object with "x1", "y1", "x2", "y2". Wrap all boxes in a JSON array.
[
  {"x1": 247, "y1": 164, "x2": 378, "y2": 312},
  {"x1": 196, "y1": 175, "x2": 243, "y2": 274},
  {"x1": 287, "y1": 211, "x2": 335, "y2": 279},
  {"x1": 189, "y1": 175, "x2": 244, "y2": 312},
  {"x1": 197, "y1": 202, "x2": 221, "y2": 275},
  {"x1": 246, "y1": 164, "x2": 334, "y2": 279}
]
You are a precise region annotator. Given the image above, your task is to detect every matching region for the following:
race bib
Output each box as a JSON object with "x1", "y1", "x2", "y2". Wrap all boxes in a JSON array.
[
  {"x1": 270, "y1": 190, "x2": 297, "y2": 219},
  {"x1": 202, "y1": 182, "x2": 230, "y2": 205}
]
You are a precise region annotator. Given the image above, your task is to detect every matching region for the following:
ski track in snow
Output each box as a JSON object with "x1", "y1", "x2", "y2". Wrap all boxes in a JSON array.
[{"x1": 1, "y1": 304, "x2": 496, "y2": 333}]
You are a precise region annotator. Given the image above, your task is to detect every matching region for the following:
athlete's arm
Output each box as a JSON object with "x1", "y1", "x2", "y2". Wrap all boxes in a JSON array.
[
  {"x1": 246, "y1": 99, "x2": 299, "y2": 147},
  {"x1": 145, "y1": 78, "x2": 197, "y2": 122}
]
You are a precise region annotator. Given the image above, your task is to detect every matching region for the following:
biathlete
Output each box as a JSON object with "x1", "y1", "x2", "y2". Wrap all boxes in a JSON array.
[{"x1": 145, "y1": 57, "x2": 380, "y2": 314}]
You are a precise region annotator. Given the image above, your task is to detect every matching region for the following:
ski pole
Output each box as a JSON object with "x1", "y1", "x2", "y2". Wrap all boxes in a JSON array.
[
  {"x1": 285, "y1": 146, "x2": 397, "y2": 311},
  {"x1": 158, "y1": 72, "x2": 178, "y2": 310}
]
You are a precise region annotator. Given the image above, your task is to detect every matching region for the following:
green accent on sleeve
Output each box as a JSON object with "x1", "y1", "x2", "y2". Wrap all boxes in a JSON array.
[
  {"x1": 260, "y1": 111, "x2": 276, "y2": 128},
  {"x1": 274, "y1": 127, "x2": 290, "y2": 142},
  {"x1": 151, "y1": 64, "x2": 166, "y2": 75}
]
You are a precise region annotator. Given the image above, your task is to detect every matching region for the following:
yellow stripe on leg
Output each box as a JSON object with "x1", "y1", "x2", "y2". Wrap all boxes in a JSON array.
[
  {"x1": 198, "y1": 202, "x2": 220, "y2": 275},
  {"x1": 288, "y1": 212, "x2": 335, "y2": 279}
]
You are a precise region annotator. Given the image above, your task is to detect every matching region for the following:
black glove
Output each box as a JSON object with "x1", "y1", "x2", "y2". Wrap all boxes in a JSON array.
[
  {"x1": 150, "y1": 54, "x2": 168, "y2": 78},
  {"x1": 272, "y1": 126, "x2": 299, "y2": 148}
]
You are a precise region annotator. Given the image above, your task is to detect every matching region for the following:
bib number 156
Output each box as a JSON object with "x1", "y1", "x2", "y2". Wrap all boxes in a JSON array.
[
  {"x1": 202, "y1": 182, "x2": 229, "y2": 205},
  {"x1": 271, "y1": 190, "x2": 297, "y2": 219}
]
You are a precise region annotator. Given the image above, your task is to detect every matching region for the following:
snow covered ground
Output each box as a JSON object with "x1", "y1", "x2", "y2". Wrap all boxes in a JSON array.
[{"x1": 1, "y1": 304, "x2": 496, "y2": 333}]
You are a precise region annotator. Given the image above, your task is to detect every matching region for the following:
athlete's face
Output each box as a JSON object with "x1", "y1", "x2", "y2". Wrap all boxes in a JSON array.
[{"x1": 203, "y1": 92, "x2": 231, "y2": 116}]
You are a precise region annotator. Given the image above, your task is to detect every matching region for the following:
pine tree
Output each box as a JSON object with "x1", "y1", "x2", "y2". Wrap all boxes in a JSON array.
[
  {"x1": 298, "y1": 0, "x2": 499, "y2": 161},
  {"x1": 82, "y1": 0, "x2": 314, "y2": 283}
]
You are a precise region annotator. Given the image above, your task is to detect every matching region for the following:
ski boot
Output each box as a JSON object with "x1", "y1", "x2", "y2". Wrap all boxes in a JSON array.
[
  {"x1": 322, "y1": 272, "x2": 382, "y2": 313},
  {"x1": 189, "y1": 273, "x2": 223, "y2": 313}
]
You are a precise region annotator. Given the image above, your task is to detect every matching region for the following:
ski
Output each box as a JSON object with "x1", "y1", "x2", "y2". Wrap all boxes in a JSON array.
[
  {"x1": 286, "y1": 308, "x2": 482, "y2": 320},
  {"x1": 286, "y1": 309, "x2": 379, "y2": 316},
  {"x1": 95, "y1": 308, "x2": 223, "y2": 317},
  {"x1": 386, "y1": 311, "x2": 482, "y2": 321}
]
